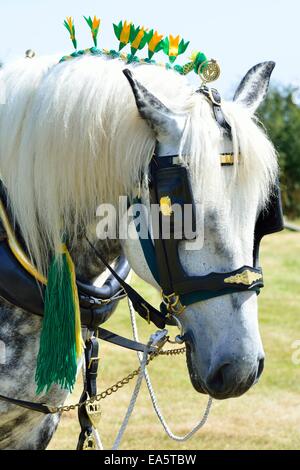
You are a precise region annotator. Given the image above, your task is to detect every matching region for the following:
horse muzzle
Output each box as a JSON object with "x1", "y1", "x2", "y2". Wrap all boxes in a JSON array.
[{"x1": 185, "y1": 334, "x2": 265, "y2": 400}]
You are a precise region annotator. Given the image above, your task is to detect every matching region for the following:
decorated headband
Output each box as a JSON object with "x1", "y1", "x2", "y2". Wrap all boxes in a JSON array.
[{"x1": 61, "y1": 16, "x2": 221, "y2": 85}]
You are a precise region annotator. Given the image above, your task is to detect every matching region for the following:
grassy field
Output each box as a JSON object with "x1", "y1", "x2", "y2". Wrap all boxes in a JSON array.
[{"x1": 49, "y1": 229, "x2": 300, "y2": 450}]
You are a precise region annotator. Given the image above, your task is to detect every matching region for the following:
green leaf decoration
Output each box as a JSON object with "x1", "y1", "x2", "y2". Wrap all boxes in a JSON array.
[
  {"x1": 84, "y1": 15, "x2": 101, "y2": 47},
  {"x1": 130, "y1": 26, "x2": 149, "y2": 56},
  {"x1": 60, "y1": 17, "x2": 213, "y2": 82},
  {"x1": 178, "y1": 39, "x2": 190, "y2": 55},
  {"x1": 192, "y1": 51, "x2": 208, "y2": 73},
  {"x1": 147, "y1": 30, "x2": 164, "y2": 59},
  {"x1": 64, "y1": 17, "x2": 77, "y2": 50},
  {"x1": 162, "y1": 37, "x2": 169, "y2": 55},
  {"x1": 174, "y1": 64, "x2": 184, "y2": 74},
  {"x1": 130, "y1": 25, "x2": 140, "y2": 42},
  {"x1": 113, "y1": 21, "x2": 122, "y2": 40},
  {"x1": 113, "y1": 20, "x2": 133, "y2": 51},
  {"x1": 84, "y1": 16, "x2": 92, "y2": 28}
]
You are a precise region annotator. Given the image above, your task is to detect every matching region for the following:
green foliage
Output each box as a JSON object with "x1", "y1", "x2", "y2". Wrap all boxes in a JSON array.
[{"x1": 258, "y1": 86, "x2": 300, "y2": 218}]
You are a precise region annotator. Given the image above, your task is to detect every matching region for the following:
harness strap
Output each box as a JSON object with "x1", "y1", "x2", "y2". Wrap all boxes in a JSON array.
[
  {"x1": 85, "y1": 236, "x2": 168, "y2": 329},
  {"x1": 77, "y1": 337, "x2": 100, "y2": 450},
  {"x1": 198, "y1": 86, "x2": 232, "y2": 135},
  {"x1": 97, "y1": 327, "x2": 157, "y2": 354},
  {"x1": 0, "y1": 394, "x2": 54, "y2": 414}
]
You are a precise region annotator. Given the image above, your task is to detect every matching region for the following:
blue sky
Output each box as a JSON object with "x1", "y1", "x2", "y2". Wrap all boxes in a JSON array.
[{"x1": 0, "y1": 0, "x2": 298, "y2": 97}]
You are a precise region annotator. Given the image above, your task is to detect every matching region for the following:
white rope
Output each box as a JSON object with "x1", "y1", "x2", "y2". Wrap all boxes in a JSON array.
[
  {"x1": 91, "y1": 426, "x2": 104, "y2": 450},
  {"x1": 128, "y1": 298, "x2": 213, "y2": 442},
  {"x1": 111, "y1": 340, "x2": 151, "y2": 450},
  {"x1": 82, "y1": 301, "x2": 212, "y2": 450}
]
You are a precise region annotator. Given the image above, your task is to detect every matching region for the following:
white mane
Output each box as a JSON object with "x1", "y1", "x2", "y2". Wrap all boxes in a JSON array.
[{"x1": 0, "y1": 55, "x2": 277, "y2": 274}]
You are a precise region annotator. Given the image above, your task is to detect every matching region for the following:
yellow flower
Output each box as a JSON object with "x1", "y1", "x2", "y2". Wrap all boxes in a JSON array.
[
  {"x1": 131, "y1": 27, "x2": 145, "y2": 50},
  {"x1": 149, "y1": 31, "x2": 164, "y2": 53},
  {"x1": 92, "y1": 16, "x2": 101, "y2": 31},
  {"x1": 66, "y1": 17, "x2": 73, "y2": 29},
  {"x1": 169, "y1": 34, "x2": 180, "y2": 57},
  {"x1": 190, "y1": 51, "x2": 199, "y2": 62},
  {"x1": 120, "y1": 21, "x2": 132, "y2": 45},
  {"x1": 66, "y1": 16, "x2": 75, "y2": 39}
]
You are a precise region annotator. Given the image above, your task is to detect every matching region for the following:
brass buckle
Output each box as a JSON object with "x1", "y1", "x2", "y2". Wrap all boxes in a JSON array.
[
  {"x1": 82, "y1": 432, "x2": 96, "y2": 450},
  {"x1": 88, "y1": 355, "x2": 101, "y2": 370},
  {"x1": 162, "y1": 292, "x2": 185, "y2": 316}
]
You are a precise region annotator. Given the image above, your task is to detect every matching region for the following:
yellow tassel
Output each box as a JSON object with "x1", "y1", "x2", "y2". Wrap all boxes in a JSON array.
[{"x1": 63, "y1": 245, "x2": 84, "y2": 358}]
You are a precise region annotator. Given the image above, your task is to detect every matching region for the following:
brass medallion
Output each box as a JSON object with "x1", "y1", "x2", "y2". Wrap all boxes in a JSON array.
[
  {"x1": 198, "y1": 59, "x2": 221, "y2": 84},
  {"x1": 86, "y1": 402, "x2": 102, "y2": 428}
]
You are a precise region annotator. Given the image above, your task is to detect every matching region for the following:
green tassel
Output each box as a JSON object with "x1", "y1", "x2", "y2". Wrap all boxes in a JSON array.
[{"x1": 35, "y1": 250, "x2": 78, "y2": 394}]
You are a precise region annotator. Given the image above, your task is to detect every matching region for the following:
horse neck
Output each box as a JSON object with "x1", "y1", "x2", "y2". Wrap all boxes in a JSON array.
[{"x1": 68, "y1": 233, "x2": 122, "y2": 281}]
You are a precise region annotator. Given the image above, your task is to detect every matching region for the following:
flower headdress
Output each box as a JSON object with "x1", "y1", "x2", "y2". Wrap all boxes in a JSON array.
[{"x1": 61, "y1": 16, "x2": 221, "y2": 85}]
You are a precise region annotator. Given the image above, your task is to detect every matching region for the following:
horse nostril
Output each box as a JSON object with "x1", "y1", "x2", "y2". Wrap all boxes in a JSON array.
[
  {"x1": 206, "y1": 363, "x2": 231, "y2": 395},
  {"x1": 257, "y1": 357, "x2": 265, "y2": 380},
  {"x1": 205, "y1": 359, "x2": 260, "y2": 398}
]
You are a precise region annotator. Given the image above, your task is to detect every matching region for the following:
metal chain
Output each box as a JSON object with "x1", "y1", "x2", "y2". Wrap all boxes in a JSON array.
[{"x1": 48, "y1": 344, "x2": 186, "y2": 414}]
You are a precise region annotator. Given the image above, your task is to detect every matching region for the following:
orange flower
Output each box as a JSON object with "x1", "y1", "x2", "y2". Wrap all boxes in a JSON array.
[
  {"x1": 92, "y1": 16, "x2": 101, "y2": 30},
  {"x1": 131, "y1": 27, "x2": 145, "y2": 50},
  {"x1": 84, "y1": 15, "x2": 101, "y2": 47},
  {"x1": 149, "y1": 31, "x2": 164, "y2": 53},
  {"x1": 66, "y1": 17, "x2": 75, "y2": 40},
  {"x1": 66, "y1": 17, "x2": 73, "y2": 30},
  {"x1": 120, "y1": 21, "x2": 132, "y2": 44}
]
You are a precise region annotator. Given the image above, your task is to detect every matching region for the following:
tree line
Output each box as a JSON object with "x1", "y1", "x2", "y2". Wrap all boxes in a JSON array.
[{"x1": 258, "y1": 86, "x2": 300, "y2": 219}]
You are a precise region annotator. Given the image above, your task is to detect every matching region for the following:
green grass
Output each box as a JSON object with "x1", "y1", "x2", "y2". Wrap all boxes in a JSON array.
[{"x1": 49, "y1": 230, "x2": 300, "y2": 450}]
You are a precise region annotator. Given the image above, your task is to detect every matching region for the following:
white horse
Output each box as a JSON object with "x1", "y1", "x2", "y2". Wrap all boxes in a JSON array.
[{"x1": 0, "y1": 54, "x2": 277, "y2": 449}]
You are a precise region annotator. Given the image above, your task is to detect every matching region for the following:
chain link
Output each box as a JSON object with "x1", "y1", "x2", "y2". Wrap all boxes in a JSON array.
[{"x1": 49, "y1": 346, "x2": 186, "y2": 414}]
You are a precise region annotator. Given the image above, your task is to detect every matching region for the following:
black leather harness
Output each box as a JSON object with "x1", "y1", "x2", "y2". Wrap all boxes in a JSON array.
[{"x1": 0, "y1": 182, "x2": 131, "y2": 330}]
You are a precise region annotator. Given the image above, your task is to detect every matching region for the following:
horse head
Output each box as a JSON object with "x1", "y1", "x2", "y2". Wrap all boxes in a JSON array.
[{"x1": 122, "y1": 61, "x2": 277, "y2": 399}]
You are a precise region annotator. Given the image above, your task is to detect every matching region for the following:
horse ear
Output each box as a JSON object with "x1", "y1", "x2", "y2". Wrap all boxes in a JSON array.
[
  {"x1": 123, "y1": 69, "x2": 186, "y2": 152},
  {"x1": 233, "y1": 61, "x2": 275, "y2": 114}
]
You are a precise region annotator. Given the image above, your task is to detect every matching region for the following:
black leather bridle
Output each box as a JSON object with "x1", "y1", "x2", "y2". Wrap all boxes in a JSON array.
[{"x1": 127, "y1": 85, "x2": 284, "y2": 318}]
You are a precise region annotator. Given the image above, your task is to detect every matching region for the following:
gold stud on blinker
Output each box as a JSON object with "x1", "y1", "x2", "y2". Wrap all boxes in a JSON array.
[{"x1": 160, "y1": 196, "x2": 173, "y2": 217}]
